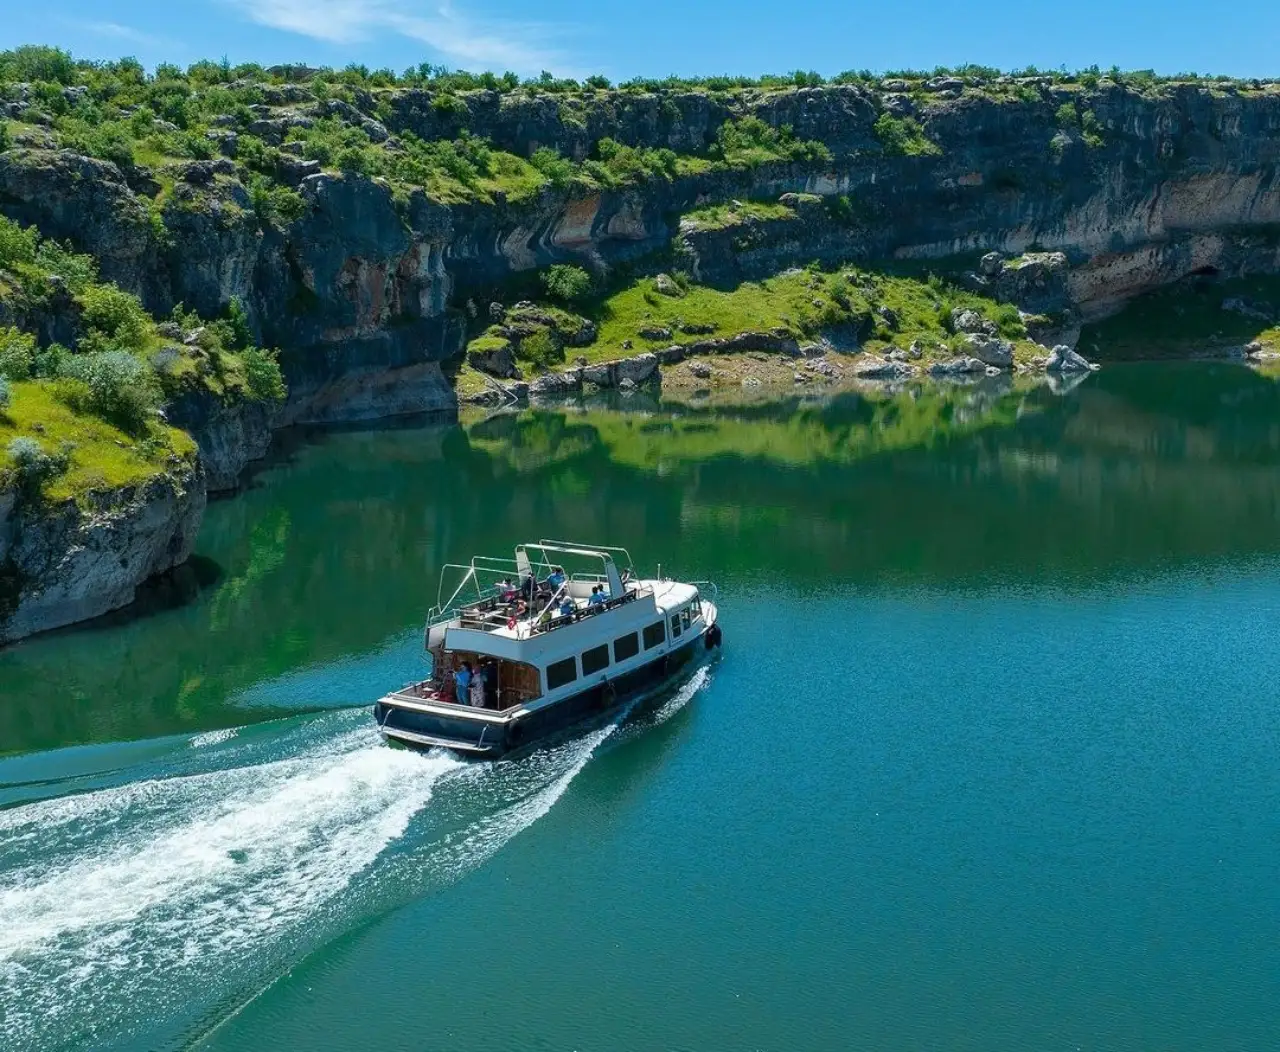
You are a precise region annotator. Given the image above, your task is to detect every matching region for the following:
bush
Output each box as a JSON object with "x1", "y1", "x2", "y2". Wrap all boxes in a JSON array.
[
  {"x1": 77, "y1": 283, "x2": 151, "y2": 351},
  {"x1": 0, "y1": 215, "x2": 38, "y2": 269},
  {"x1": 529, "y1": 146, "x2": 575, "y2": 187},
  {"x1": 0, "y1": 376, "x2": 10, "y2": 411},
  {"x1": 34, "y1": 239, "x2": 98, "y2": 291},
  {"x1": 1055, "y1": 102, "x2": 1080, "y2": 129},
  {"x1": 240, "y1": 346, "x2": 286, "y2": 401},
  {"x1": 0, "y1": 327, "x2": 36, "y2": 381},
  {"x1": 516, "y1": 329, "x2": 564, "y2": 368},
  {"x1": 873, "y1": 113, "x2": 942, "y2": 157},
  {"x1": 541, "y1": 263, "x2": 593, "y2": 304},
  {"x1": 0, "y1": 45, "x2": 77, "y2": 85},
  {"x1": 6, "y1": 436, "x2": 66, "y2": 495},
  {"x1": 55, "y1": 350, "x2": 159, "y2": 433}
]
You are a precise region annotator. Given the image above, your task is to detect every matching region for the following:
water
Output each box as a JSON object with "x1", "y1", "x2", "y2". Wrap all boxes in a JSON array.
[{"x1": 2, "y1": 364, "x2": 1280, "y2": 1050}]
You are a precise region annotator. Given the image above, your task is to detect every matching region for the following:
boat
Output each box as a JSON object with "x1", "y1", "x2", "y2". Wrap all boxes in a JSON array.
[{"x1": 373, "y1": 540, "x2": 722, "y2": 757}]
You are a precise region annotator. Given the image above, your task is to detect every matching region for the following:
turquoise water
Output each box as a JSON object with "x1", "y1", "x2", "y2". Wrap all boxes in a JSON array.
[{"x1": 2, "y1": 365, "x2": 1280, "y2": 1050}]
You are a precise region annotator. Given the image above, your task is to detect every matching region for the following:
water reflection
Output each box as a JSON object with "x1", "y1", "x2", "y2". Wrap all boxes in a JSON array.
[{"x1": 1, "y1": 365, "x2": 1278, "y2": 754}]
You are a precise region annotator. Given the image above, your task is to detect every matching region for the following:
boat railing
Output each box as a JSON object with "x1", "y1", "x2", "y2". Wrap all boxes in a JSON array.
[{"x1": 689, "y1": 580, "x2": 720, "y2": 604}]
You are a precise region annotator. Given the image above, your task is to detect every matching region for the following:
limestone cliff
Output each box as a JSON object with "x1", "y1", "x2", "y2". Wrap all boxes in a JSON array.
[
  {"x1": 0, "y1": 463, "x2": 205, "y2": 644},
  {"x1": 2, "y1": 73, "x2": 1279, "y2": 642}
]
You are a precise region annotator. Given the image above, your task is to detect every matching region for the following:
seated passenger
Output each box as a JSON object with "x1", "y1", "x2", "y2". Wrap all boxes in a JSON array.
[
  {"x1": 559, "y1": 595, "x2": 574, "y2": 617},
  {"x1": 547, "y1": 566, "x2": 566, "y2": 590},
  {"x1": 588, "y1": 585, "x2": 606, "y2": 607}
]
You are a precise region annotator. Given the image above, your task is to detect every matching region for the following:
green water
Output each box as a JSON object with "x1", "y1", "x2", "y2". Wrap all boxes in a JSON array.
[{"x1": 3, "y1": 364, "x2": 1280, "y2": 1051}]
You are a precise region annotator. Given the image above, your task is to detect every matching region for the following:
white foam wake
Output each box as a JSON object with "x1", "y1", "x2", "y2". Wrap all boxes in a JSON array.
[{"x1": 0, "y1": 724, "x2": 460, "y2": 1050}]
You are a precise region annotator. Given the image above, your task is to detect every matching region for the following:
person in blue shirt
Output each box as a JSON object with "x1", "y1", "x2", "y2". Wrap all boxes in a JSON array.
[
  {"x1": 588, "y1": 585, "x2": 606, "y2": 607},
  {"x1": 454, "y1": 661, "x2": 473, "y2": 705},
  {"x1": 559, "y1": 595, "x2": 574, "y2": 617},
  {"x1": 547, "y1": 566, "x2": 566, "y2": 590}
]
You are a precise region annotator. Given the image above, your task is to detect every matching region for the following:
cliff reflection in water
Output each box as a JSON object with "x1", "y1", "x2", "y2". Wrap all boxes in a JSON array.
[{"x1": 2, "y1": 364, "x2": 1279, "y2": 755}]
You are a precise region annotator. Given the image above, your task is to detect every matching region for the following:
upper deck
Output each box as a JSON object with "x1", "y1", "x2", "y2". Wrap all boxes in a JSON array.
[{"x1": 427, "y1": 541, "x2": 647, "y2": 642}]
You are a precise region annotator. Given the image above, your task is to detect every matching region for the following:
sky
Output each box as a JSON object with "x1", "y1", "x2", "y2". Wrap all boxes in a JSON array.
[{"x1": 1, "y1": 0, "x2": 1277, "y2": 81}]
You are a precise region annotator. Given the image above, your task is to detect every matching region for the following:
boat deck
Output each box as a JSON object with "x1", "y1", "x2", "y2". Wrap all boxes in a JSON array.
[{"x1": 452, "y1": 583, "x2": 646, "y2": 639}]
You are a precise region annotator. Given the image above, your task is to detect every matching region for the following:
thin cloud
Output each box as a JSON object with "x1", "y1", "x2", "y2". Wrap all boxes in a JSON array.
[
  {"x1": 224, "y1": 0, "x2": 571, "y2": 73},
  {"x1": 75, "y1": 20, "x2": 178, "y2": 49}
]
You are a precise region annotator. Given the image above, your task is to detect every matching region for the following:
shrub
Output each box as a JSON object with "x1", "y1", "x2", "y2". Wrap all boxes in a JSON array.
[
  {"x1": 712, "y1": 117, "x2": 832, "y2": 167},
  {"x1": 240, "y1": 346, "x2": 286, "y2": 401},
  {"x1": 6, "y1": 436, "x2": 67, "y2": 495},
  {"x1": 0, "y1": 215, "x2": 38, "y2": 269},
  {"x1": 0, "y1": 376, "x2": 10, "y2": 411},
  {"x1": 874, "y1": 114, "x2": 942, "y2": 157},
  {"x1": 516, "y1": 329, "x2": 563, "y2": 368},
  {"x1": 77, "y1": 283, "x2": 151, "y2": 351},
  {"x1": 1081, "y1": 110, "x2": 1105, "y2": 148},
  {"x1": 55, "y1": 350, "x2": 159, "y2": 433},
  {"x1": 34, "y1": 239, "x2": 98, "y2": 292},
  {"x1": 1055, "y1": 102, "x2": 1080, "y2": 129},
  {"x1": 541, "y1": 263, "x2": 593, "y2": 304},
  {"x1": 0, "y1": 45, "x2": 77, "y2": 85},
  {"x1": 529, "y1": 146, "x2": 575, "y2": 187},
  {"x1": 0, "y1": 327, "x2": 36, "y2": 381},
  {"x1": 248, "y1": 177, "x2": 308, "y2": 224}
]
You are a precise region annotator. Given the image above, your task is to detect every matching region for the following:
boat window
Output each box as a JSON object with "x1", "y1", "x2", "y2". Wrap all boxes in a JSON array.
[
  {"x1": 546, "y1": 657, "x2": 577, "y2": 690},
  {"x1": 582, "y1": 644, "x2": 610, "y2": 675},
  {"x1": 643, "y1": 621, "x2": 666, "y2": 650},
  {"x1": 614, "y1": 632, "x2": 640, "y2": 662},
  {"x1": 681, "y1": 608, "x2": 691, "y2": 630},
  {"x1": 692, "y1": 598, "x2": 702, "y2": 619},
  {"x1": 670, "y1": 613, "x2": 682, "y2": 638}
]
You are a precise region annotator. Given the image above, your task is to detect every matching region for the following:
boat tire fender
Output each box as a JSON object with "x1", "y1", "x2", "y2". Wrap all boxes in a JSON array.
[{"x1": 705, "y1": 623, "x2": 723, "y2": 650}]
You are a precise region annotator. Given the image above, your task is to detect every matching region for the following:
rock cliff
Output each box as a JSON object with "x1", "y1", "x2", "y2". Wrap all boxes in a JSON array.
[
  {"x1": 2, "y1": 69, "x2": 1280, "y2": 641},
  {"x1": 0, "y1": 462, "x2": 205, "y2": 644}
]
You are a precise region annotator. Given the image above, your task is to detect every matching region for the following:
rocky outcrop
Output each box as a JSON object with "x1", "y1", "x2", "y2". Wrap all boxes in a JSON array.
[
  {"x1": 0, "y1": 465, "x2": 205, "y2": 644},
  {"x1": 166, "y1": 390, "x2": 276, "y2": 493}
]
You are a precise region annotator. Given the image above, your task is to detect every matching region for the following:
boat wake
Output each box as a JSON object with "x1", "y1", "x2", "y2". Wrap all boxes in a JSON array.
[{"x1": 0, "y1": 669, "x2": 710, "y2": 1052}]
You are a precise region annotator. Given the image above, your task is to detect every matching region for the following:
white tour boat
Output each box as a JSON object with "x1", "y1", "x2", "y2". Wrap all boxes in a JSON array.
[{"x1": 373, "y1": 540, "x2": 722, "y2": 757}]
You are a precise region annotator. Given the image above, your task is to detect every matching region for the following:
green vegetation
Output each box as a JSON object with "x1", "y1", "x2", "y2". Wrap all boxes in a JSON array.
[
  {"x1": 471, "y1": 261, "x2": 1034, "y2": 373},
  {"x1": 540, "y1": 264, "x2": 594, "y2": 304},
  {"x1": 0, "y1": 214, "x2": 283, "y2": 500},
  {"x1": 874, "y1": 114, "x2": 942, "y2": 157},
  {"x1": 1054, "y1": 103, "x2": 1106, "y2": 148},
  {"x1": 1082, "y1": 275, "x2": 1280, "y2": 359},
  {"x1": 710, "y1": 117, "x2": 832, "y2": 168},
  {"x1": 682, "y1": 200, "x2": 798, "y2": 230},
  {"x1": 0, "y1": 381, "x2": 196, "y2": 503}
]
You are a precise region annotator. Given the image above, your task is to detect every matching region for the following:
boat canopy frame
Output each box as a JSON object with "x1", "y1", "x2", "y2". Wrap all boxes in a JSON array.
[{"x1": 426, "y1": 542, "x2": 640, "y2": 633}]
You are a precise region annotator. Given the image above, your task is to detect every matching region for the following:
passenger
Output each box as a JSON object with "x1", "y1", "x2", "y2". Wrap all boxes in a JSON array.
[
  {"x1": 520, "y1": 574, "x2": 535, "y2": 602},
  {"x1": 559, "y1": 595, "x2": 574, "y2": 617},
  {"x1": 548, "y1": 566, "x2": 566, "y2": 590},
  {"x1": 482, "y1": 661, "x2": 498, "y2": 708},
  {"x1": 455, "y1": 661, "x2": 473, "y2": 705},
  {"x1": 588, "y1": 585, "x2": 606, "y2": 607},
  {"x1": 470, "y1": 667, "x2": 486, "y2": 708},
  {"x1": 499, "y1": 577, "x2": 516, "y2": 601}
]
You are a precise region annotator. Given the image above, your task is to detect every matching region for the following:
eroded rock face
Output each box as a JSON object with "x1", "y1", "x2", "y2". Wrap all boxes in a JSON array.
[{"x1": 0, "y1": 465, "x2": 206, "y2": 644}]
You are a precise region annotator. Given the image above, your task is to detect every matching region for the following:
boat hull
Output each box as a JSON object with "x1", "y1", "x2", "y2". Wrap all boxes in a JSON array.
[{"x1": 374, "y1": 625, "x2": 717, "y2": 758}]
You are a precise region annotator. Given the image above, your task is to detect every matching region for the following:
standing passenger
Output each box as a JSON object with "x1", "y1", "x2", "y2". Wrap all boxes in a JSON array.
[
  {"x1": 470, "y1": 668, "x2": 486, "y2": 708},
  {"x1": 482, "y1": 661, "x2": 499, "y2": 708},
  {"x1": 455, "y1": 661, "x2": 473, "y2": 705}
]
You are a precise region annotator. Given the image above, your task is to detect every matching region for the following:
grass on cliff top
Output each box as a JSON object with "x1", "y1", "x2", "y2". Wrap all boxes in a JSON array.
[
  {"x1": 1081, "y1": 275, "x2": 1280, "y2": 359},
  {"x1": 0, "y1": 381, "x2": 196, "y2": 504}
]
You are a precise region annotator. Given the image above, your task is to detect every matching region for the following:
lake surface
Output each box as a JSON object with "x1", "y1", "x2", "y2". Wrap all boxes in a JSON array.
[{"x1": 3, "y1": 363, "x2": 1280, "y2": 1051}]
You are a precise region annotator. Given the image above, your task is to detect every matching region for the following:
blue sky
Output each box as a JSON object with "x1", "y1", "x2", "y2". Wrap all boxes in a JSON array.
[{"x1": 2, "y1": 0, "x2": 1277, "y2": 80}]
